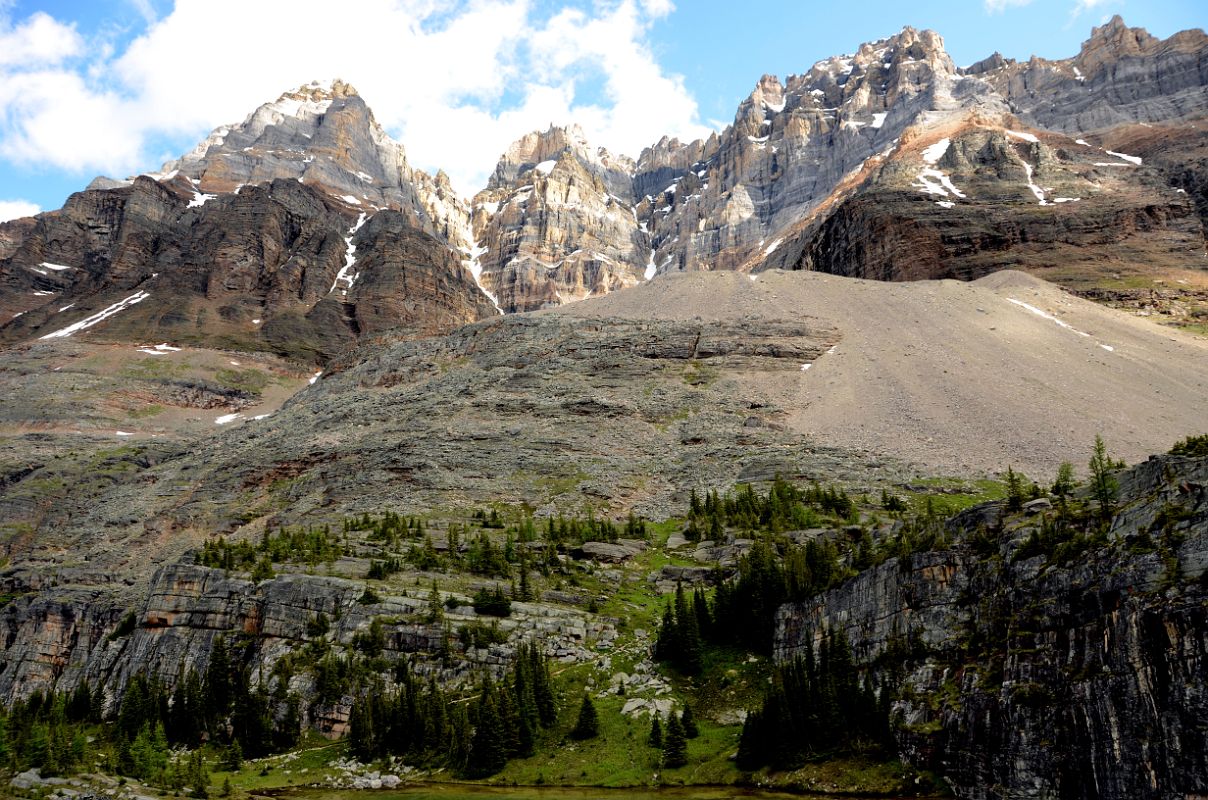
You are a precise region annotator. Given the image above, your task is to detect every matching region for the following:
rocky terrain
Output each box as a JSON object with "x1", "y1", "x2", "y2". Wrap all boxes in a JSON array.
[
  {"x1": 3, "y1": 18, "x2": 1204, "y2": 330},
  {"x1": 0, "y1": 83, "x2": 497, "y2": 364},
  {"x1": 775, "y1": 451, "x2": 1208, "y2": 800},
  {"x1": 0, "y1": 15, "x2": 1205, "y2": 800},
  {"x1": 5, "y1": 269, "x2": 1206, "y2": 585},
  {"x1": 469, "y1": 19, "x2": 1208, "y2": 317}
]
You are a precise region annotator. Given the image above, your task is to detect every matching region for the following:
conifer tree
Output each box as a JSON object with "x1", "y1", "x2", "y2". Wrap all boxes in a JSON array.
[
  {"x1": 1089, "y1": 435, "x2": 1119, "y2": 521},
  {"x1": 570, "y1": 694, "x2": 599, "y2": 740},
  {"x1": 648, "y1": 715, "x2": 663, "y2": 748},
  {"x1": 680, "y1": 703, "x2": 699, "y2": 739},
  {"x1": 662, "y1": 712, "x2": 687, "y2": 767}
]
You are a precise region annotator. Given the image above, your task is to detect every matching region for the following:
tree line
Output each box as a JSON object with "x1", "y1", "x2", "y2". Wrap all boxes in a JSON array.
[{"x1": 347, "y1": 641, "x2": 556, "y2": 778}]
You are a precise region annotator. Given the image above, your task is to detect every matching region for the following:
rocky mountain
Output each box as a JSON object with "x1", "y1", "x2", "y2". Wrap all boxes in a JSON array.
[
  {"x1": 2, "y1": 19, "x2": 1205, "y2": 335},
  {"x1": 0, "y1": 80, "x2": 502, "y2": 365},
  {"x1": 0, "y1": 17, "x2": 1205, "y2": 796},
  {"x1": 471, "y1": 19, "x2": 1208, "y2": 315}
]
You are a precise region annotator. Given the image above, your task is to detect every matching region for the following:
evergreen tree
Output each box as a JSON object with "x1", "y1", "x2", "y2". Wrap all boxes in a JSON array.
[
  {"x1": 570, "y1": 694, "x2": 599, "y2": 740},
  {"x1": 680, "y1": 704, "x2": 699, "y2": 739},
  {"x1": 648, "y1": 715, "x2": 663, "y2": 748},
  {"x1": 662, "y1": 713, "x2": 687, "y2": 768},
  {"x1": 1089, "y1": 435, "x2": 1119, "y2": 521},
  {"x1": 1005, "y1": 466, "x2": 1024, "y2": 512},
  {"x1": 1051, "y1": 461, "x2": 1077, "y2": 500},
  {"x1": 467, "y1": 683, "x2": 507, "y2": 778}
]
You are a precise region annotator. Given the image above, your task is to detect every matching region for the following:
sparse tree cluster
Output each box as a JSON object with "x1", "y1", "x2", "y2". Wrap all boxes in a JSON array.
[
  {"x1": 738, "y1": 631, "x2": 892, "y2": 770},
  {"x1": 348, "y1": 642, "x2": 556, "y2": 778},
  {"x1": 684, "y1": 478, "x2": 856, "y2": 541}
]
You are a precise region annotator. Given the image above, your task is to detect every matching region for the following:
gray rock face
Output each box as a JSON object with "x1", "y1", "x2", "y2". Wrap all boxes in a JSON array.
[
  {"x1": 974, "y1": 16, "x2": 1208, "y2": 135},
  {"x1": 470, "y1": 20, "x2": 1208, "y2": 314},
  {"x1": 775, "y1": 454, "x2": 1208, "y2": 799},
  {"x1": 0, "y1": 175, "x2": 495, "y2": 362},
  {"x1": 0, "y1": 561, "x2": 616, "y2": 718},
  {"x1": 151, "y1": 79, "x2": 472, "y2": 251}
]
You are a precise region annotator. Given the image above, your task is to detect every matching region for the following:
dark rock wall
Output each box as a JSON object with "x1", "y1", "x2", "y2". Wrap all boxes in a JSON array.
[{"x1": 775, "y1": 455, "x2": 1208, "y2": 799}]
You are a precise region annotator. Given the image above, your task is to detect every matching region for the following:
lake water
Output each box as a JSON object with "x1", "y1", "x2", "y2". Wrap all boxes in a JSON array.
[{"x1": 283, "y1": 784, "x2": 907, "y2": 800}]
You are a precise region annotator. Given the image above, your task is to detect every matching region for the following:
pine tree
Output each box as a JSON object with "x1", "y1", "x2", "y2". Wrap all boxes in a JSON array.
[
  {"x1": 570, "y1": 694, "x2": 599, "y2": 740},
  {"x1": 467, "y1": 684, "x2": 507, "y2": 777},
  {"x1": 648, "y1": 715, "x2": 663, "y2": 748},
  {"x1": 1089, "y1": 435, "x2": 1119, "y2": 521},
  {"x1": 662, "y1": 712, "x2": 687, "y2": 767},
  {"x1": 1005, "y1": 466, "x2": 1024, "y2": 512},
  {"x1": 1051, "y1": 461, "x2": 1077, "y2": 500},
  {"x1": 680, "y1": 703, "x2": 699, "y2": 738}
]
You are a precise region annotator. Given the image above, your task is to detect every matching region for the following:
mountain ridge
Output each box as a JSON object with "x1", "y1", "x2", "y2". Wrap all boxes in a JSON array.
[{"x1": 2, "y1": 17, "x2": 1205, "y2": 342}]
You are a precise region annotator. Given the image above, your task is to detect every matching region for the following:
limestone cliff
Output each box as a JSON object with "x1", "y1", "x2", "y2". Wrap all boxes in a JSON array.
[{"x1": 775, "y1": 454, "x2": 1208, "y2": 799}]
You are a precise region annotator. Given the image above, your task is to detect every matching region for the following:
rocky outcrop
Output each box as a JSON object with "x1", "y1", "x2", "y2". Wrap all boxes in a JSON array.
[
  {"x1": 0, "y1": 561, "x2": 617, "y2": 718},
  {"x1": 973, "y1": 17, "x2": 1208, "y2": 135},
  {"x1": 147, "y1": 80, "x2": 473, "y2": 251},
  {"x1": 0, "y1": 176, "x2": 495, "y2": 362},
  {"x1": 471, "y1": 21, "x2": 1208, "y2": 313},
  {"x1": 775, "y1": 454, "x2": 1208, "y2": 799},
  {"x1": 471, "y1": 125, "x2": 648, "y2": 312},
  {"x1": 769, "y1": 126, "x2": 1204, "y2": 287}
]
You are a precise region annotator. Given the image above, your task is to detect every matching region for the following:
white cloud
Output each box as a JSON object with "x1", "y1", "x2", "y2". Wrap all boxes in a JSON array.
[
  {"x1": 0, "y1": 0, "x2": 711, "y2": 197},
  {"x1": 0, "y1": 199, "x2": 40, "y2": 222},
  {"x1": 1066, "y1": 0, "x2": 1117, "y2": 28},
  {"x1": 1070, "y1": 0, "x2": 1113, "y2": 18},
  {"x1": 0, "y1": 11, "x2": 82, "y2": 66},
  {"x1": 0, "y1": 70, "x2": 143, "y2": 172},
  {"x1": 983, "y1": 0, "x2": 1034, "y2": 13}
]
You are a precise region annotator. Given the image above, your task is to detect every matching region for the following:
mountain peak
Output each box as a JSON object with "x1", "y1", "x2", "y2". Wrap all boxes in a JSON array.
[{"x1": 1079, "y1": 15, "x2": 1160, "y2": 70}]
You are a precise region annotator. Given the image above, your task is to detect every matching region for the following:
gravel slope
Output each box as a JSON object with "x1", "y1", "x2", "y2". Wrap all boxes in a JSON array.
[{"x1": 555, "y1": 269, "x2": 1208, "y2": 480}]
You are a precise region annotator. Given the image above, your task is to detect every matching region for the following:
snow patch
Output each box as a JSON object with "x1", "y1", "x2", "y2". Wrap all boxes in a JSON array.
[
  {"x1": 40, "y1": 292, "x2": 151, "y2": 339},
  {"x1": 1106, "y1": 150, "x2": 1142, "y2": 165},
  {"x1": 115, "y1": 431, "x2": 135, "y2": 437},
  {"x1": 330, "y1": 213, "x2": 368, "y2": 296},
  {"x1": 800, "y1": 363, "x2": 812, "y2": 371},
  {"x1": 936, "y1": 200, "x2": 955, "y2": 208},
  {"x1": 1006, "y1": 130, "x2": 1039, "y2": 143},
  {"x1": 459, "y1": 242, "x2": 504, "y2": 315},
  {"x1": 1100, "y1": 344, "x2": 1114, "y2": 352},
  {"x1": 136, "y1": 343, "x2": 181, "y2": 355},
  {"x1": 339, "y1": 195, "x2": 362, "y2": 205},
  {"x1": 534, "y1": 160, "x2": 557, "y2": 175},
  {"x1": 188, "y1": 191, "x2": 216, "y2": 208},
  {"x1": 644, "y1": 248, "x2": 658, "y2": 281},
  {"x1": 58, "y1": 303, "x2": 74, "y2": 312},
  {"x1": 764, "y1": 239, "x2": 784, "y2": 256},
  {"x1": 914, "y1": 168, "x2": 966, "y2": 199},
  {"x1": 921, "y1": 138, "x2": 950, "y2": 165},
  {"x1": 215, "y1": 412, "x2": 242, "y2": 425},
  {"x1": 309, "y1": 371, "x2": 322, "y2": 385},
  {"x1": 1021, "y1": 161, "x2": 1049, "y2": 205},
  {"x1": 1007, "y1": 298, "x2": 1090, "y2": 337},
  {"x1": 1075, "y1": 139, "x2": 1090, "y2": 146},
  {"x1": 40, "y1": 262, "x2": 73, "y2": 271},
  {"x1": 871, "y1": 112, "x2": 887, "y2": 129}
]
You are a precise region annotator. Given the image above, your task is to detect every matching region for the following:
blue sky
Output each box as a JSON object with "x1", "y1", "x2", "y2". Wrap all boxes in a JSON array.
[{"x1": 0, "y1": 0, "x2": 1204, "y2": 219}]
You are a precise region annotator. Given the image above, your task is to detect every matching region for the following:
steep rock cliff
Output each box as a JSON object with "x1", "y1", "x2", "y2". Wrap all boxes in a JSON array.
[{"x1": 775, "y1": 454, "x2": 1208, "y2": 799}]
